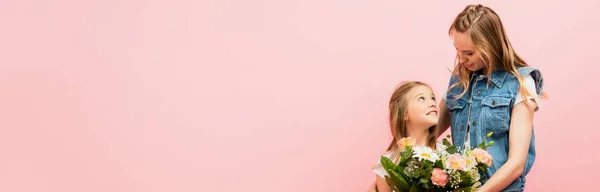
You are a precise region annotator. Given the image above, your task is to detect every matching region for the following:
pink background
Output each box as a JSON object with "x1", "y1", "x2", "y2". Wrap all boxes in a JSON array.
[{"x1": 1, "y1": 0, "x2": 598, "y2": 191}]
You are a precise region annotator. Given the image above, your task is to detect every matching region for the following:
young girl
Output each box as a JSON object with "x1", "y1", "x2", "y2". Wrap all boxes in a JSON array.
[
  {"x1": 371, "y1": 81, "x2": 440, "y2": 192},
  {"x1": 437, "y1": 4, "x2": 545, "y2": 192}
]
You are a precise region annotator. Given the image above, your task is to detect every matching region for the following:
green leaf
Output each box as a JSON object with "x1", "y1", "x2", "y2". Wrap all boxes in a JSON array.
[
  {"x1": 380, "y1": 156, "x2": 395, "y2": 171},
  {"x1": 409, "y1": 185, "x2": 419, "y2": 192},
  {"x1": 446, "y1": 146, "x2": 458, "y2": 154},
  {"x1": 459, "y1": 171, "x2": 472, "y2": 186},
  {"x1": 422, "y1": 182, "x2": 431, "y2": 190},
  {"x1": 452, "y1": 187, "x2": 472, "y2": 192},
  {"x1": 420, "y1": 178, "x2": 429, "y2": 183},
  {"x1": 442, "y1": 138, "x2": 452, "y2": 146},
  {"x1": 413, "y1": 171, "x2": 420, "y2": 178},
  {"x1": 395, "y1": 168, "x2": 411, "y2": 183},
  {"x1": 398, "y1": 165, "x2": 406, "y2": 173},
  {"x1": 401, "y1": 148, "x2": 413, "y2": 163},
  {"x1": 435, "y1": 160, "x2": 443, "y2": 168},
  {"x1": 388, "y1": 171, "x2": 411, "y2": 192},
  {"x1": 486, "y1": 132, "x2": 493, "y2": 138},
  {"x1": 384, "y1": 176, "x2": 397, "y2": 186},
  {"x1": 478, "y1": 166, "x2": 487, "y2": 172},
  {"x1": 392, "y1": 172, "x2": 410, "y2": 191},
  {"x1": 488, "y1": 141, "x2": 495, "y2": 146}
]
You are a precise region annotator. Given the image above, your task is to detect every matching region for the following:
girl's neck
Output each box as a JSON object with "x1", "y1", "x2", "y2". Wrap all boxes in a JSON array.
[{"x1": 406, "y1": 125, "x2": 431, "y2": 147}]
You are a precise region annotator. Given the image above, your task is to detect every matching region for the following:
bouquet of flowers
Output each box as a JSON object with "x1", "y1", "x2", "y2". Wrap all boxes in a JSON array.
[{"x1": 380, "y1": 132, "x2": 495, "y2": 192}]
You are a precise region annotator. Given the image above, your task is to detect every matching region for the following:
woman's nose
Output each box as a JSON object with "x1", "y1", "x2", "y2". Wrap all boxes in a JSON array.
[{"x1": 459, "y1": 56, "x2": 468, "y2": 64}]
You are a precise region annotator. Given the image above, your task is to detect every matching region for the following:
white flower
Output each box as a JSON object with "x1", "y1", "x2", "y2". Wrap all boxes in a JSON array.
[
  {"x1": 436, "y1": 142, "x2": 449, "y2": 155},
  {"x1": 464, "y1": 155, "x2": 477, "y2": 171},
  {"x1": 469, "y1": 168, "x2": 481, "y2": 181},
  {"x1": 436, "y1": 142, "x2": 447, "y2": 151},
  {"x1": 437, "y1": 149, "x2": 449, "y2": 159},
  {"x1": 412, "y1": 146, "x2": 440, "y2": 162}
]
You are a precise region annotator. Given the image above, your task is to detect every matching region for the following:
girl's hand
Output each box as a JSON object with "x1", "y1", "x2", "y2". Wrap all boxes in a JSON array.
[{"x1": 366, "y1": 181, "x2": 377, "y2": 192}]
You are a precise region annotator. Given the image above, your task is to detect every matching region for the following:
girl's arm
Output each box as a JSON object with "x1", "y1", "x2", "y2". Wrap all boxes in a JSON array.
[
  {"x1": 375, "y1": 175, "x2": 392, "y2": 192},
  {"x1": 367, "y1": 180, "x2": 377, "y2": 192},
  {"x1": 437, "y1": 99, "x2": 451, "y2": 137},
  {"x1": 478, "y1": 102, "x2": 535, "y2": 192}
]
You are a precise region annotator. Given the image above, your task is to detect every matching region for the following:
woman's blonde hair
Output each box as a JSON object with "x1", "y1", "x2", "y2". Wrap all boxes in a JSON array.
[
  {"x1": 384, "y1": 81, "x2": 438, "y2": 164},
  {"x1": 449, "y1": 4, "x2": 545, "y2": 107}
]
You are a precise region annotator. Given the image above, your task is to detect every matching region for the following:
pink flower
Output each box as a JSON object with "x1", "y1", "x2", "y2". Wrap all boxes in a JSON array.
[
  {"x1": 431, "y1": 168, "x2": 449, "y2": 187},
  {"x1": 446, "y1": 154, "x2": 467, "y2": 171},
  {"x1": 472, "y1": 148, "x2": 493, "y2": 166},
  {"x1": 396, "y1": 137, "x2": 416, "y2": 149}
]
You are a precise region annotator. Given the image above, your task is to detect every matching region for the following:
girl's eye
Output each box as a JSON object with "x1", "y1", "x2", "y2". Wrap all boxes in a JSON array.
[
  {"x1": 465, "y1": 52, "x2": 473, "y2": 56},
  {"x1": 419, "y1": 97, "x2": 425, "y2": 101},
  {"x1": 431, "y1": 96, "x2": 436, "y2": 101}
]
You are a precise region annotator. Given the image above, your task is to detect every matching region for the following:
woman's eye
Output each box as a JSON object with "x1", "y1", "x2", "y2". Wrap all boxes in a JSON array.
[
  {"x1": 419, "y1": 97, "x2": 425, "y2": 101},
  {"x1": 431, "y1": 96, "x2": 436, "y2": 101},
  {"x1": 465, "y1": 52, "x2": 473, "y2": 56}
]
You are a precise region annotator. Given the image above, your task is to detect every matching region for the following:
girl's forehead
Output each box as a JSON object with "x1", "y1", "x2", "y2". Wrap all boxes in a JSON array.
[{"x1": 408, "y1": 85, "x2": 435, "y2": 95}]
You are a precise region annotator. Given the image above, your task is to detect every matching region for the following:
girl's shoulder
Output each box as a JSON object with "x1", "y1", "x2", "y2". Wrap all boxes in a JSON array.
[
  {"x1": 381, "y1": 150, "x2": 394, "y2": 159},
  {"x1": 372, "y1": 151, "x2": 395, "y2": 178}
]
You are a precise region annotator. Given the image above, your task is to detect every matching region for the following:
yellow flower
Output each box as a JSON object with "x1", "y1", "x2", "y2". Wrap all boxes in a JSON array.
[{"x1": 397, "y1": 137, "x2": 416, "y2": 149}]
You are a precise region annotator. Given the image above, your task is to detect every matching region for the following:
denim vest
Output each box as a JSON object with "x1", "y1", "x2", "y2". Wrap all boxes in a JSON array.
[{"x1": 445, "y1": 67, "x2": 543, "y2": 192}]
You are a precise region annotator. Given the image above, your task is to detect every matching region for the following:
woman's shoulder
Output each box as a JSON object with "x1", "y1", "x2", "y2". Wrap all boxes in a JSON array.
[
  {"x1": 516, "y1": 66, "x2": 542, "y2": 76},
  {"x1": 504, "y1": 67, "x2": 543, "y2": 82}
]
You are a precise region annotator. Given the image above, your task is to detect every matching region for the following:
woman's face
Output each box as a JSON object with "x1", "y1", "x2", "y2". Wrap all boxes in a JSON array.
[{"x1": 453, "y1": 32, "x2": 486, "y2": 72}]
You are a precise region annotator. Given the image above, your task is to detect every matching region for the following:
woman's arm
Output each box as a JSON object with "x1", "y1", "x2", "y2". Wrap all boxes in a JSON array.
[
  {"x1": 477, "y1": 102, "x2": 535, "y2": 192},
  {"x1": 437, "y1": 99, "x2": 451, "y2": 138}
]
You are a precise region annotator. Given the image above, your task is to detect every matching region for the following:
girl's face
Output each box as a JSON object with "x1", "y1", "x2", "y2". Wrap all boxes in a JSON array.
[
  {"x1": 453, "y1": 32, "x2": 486, "y2": 72},
  {"x1": 404, "y1": 85, "x2": 439, "y2": 129}
]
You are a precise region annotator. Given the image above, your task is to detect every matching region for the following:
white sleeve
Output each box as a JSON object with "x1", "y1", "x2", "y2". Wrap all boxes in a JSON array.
[
  {"x1": 372, "y1": 152, "x2": 393, "y2": 178},
  {"x1": 513, "y1": 75, "x2": 540, "y2": 111}
]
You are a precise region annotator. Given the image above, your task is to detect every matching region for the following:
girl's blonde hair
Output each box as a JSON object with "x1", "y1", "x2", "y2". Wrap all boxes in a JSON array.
[
  {"x1": 449, "y1": 4, "x2": 545, "y2": 107},
  {"x1": 385, "y1": 81, "x2": 438, "y2": 164}
]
